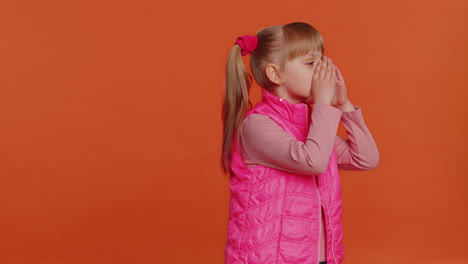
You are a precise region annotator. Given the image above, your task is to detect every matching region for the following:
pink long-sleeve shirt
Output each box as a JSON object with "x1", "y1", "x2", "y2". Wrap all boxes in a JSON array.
[{"x1": 238, "y1": 102, "x2": 380, "y2": 262}]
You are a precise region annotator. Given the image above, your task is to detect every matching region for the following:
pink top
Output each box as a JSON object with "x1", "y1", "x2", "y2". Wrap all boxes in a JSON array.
[{"x1": 238, "y1": 102, "x2": 380, "y2": 261}]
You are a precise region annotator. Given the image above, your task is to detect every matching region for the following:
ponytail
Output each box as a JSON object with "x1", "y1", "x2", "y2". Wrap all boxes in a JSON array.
[
  {"x1": 221, "y1": 22, "x2": 325, "y2": 177},
  {"x1": 220, "y1": 44, "x2": 252, "y2": 176}
]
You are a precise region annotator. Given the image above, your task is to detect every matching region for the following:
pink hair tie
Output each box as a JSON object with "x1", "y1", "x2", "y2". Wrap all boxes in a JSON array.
[{"x1": 235, "y1": 35, "x2": 258, "y2": 56}]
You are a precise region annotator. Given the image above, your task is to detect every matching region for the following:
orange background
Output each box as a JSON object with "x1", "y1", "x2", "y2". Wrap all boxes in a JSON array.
[{"x1": 0, "y1": 0, "x2": 467, "y2": 263}]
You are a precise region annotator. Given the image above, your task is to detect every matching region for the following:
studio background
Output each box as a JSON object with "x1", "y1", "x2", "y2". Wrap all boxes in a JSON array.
[{"x1": 0, "y1": 0, "x2": 466, "y2": 263}]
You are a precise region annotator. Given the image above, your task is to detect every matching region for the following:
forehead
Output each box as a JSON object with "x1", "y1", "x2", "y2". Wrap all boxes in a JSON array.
[
  {"x1": 291, "y1": 51, "x2": 322, "y2": 63},
  {"x1": 305, "y1": 51, "x2": 323, "y2": 57}
]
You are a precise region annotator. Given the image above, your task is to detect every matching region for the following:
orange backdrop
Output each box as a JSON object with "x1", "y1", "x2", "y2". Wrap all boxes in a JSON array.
[{"x1": 0, "y1": 0, "x2": 467, "y2": 263}]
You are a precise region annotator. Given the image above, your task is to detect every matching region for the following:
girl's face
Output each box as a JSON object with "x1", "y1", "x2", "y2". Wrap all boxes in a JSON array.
[{"x1": 277, "y1": 50, "x2": 323, "y2": 104}]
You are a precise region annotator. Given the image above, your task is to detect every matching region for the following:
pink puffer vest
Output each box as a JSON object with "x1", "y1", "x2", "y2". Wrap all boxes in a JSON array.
[{"x1": 224, "y1": 88, "x2": 344, "y2": 264}]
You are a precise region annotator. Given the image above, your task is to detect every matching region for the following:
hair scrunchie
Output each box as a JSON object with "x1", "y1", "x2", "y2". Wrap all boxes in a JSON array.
[{"x1": 235, "y1": 35, "x2": 258, "y2": 56}]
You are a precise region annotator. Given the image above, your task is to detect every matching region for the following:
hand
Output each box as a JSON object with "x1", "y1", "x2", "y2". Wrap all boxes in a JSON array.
[
  {"x1": 305, "y1": 56, "x2": 336, "y2": 105},
  {"x1": 330, "y1": 64, "x2": 349, "y2": 107}
]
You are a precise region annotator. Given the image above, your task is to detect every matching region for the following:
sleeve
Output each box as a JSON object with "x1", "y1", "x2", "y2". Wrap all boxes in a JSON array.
[
  {"x1": 239, "y1": 102, "x2": 343, "y2": 175},
  {"x1": 333, "y1": 105, "x2": 380, "y2": 170}
]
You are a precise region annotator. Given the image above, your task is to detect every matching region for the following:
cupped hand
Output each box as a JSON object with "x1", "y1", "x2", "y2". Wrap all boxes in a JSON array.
[
  {"x1": 330, "y1": 64, "x2": 349, "y2": 106},
  {"x1": 305, "y1": 56, "x2": 337, "y2": 105}
]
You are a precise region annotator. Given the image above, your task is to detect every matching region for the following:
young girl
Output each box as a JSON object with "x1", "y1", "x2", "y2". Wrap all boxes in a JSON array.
[{"x1": 221, "y1": 22, "x2": 380, "y2": 264}]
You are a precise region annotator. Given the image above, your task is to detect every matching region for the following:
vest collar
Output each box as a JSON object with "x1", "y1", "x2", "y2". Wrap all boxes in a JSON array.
[{"x1": 261, "y1": 88, "x2": 310, "y2": 126}]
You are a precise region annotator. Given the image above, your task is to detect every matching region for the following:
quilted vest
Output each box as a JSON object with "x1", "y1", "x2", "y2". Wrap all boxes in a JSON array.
[{"x1": 224, "y1": 88, "x2": 344, "y2": 264}]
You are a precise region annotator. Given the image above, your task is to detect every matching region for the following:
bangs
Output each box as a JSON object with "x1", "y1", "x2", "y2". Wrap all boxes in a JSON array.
[
  {"x1": 281, "y1": 23, "x2": 324, "y2": 64},
  {"x1": 286, "y1": 36, "x2": 323, "y2": 60}
]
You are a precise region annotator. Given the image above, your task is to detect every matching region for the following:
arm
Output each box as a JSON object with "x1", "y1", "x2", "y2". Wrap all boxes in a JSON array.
[
  {"x1": 239, "y1": 102, "x2": 343, "y2": 175},
  {"x1": 333, "y1": 105, "x2": 380, "y2": 170}
]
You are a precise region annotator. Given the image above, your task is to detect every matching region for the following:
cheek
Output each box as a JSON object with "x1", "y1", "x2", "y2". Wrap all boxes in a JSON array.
[
  {"x1": 289, "y1": 70, "x2": 309, "y2": 82},
  {"x1": 302, "y1": 69, "x2": 314, "y2": 82}
]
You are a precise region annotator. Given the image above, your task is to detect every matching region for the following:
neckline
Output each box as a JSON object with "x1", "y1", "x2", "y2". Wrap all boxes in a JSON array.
[{"x1": 261, "y1": 88, "x2": 309, "y2": 125}]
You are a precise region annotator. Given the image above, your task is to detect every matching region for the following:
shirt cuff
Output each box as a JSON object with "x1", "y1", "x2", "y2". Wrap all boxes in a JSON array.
[
  {"x1": 341, "y1": 105, "x2": 364, "y2": 121},
  {"x1": 313, "y1": 102, "x2": 344, "y2": 117}
]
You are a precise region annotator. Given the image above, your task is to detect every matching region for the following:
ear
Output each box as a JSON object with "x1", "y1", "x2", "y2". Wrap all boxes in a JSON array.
[{"x1": 265, "y1": 63, "x2": 284, "y2": 85}]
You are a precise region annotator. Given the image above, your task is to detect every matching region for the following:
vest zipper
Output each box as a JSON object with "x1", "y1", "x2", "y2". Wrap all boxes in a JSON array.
[
  {"x1": 310, "y1": 104, "x2": 329, "y2": 263},
  {"x1": 309, "y1": 105, "x2": 321, "y2": 263},
  {"x1": 315, "y1": 176, "x2": 321, "y2": 264}
]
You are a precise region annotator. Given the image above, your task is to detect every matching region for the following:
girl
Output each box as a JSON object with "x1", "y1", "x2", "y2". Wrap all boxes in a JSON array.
[{"x1": 221, "y1": 22, "x2": 380, "y2": 264}]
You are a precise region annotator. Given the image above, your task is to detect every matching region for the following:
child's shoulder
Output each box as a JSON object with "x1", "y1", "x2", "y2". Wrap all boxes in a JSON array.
[
  {"x1": 244, "y1": 101, "x2": 270, "y2": 116},
  {"x1": 241, "y1": 113, "x2": 279, "y2": 134}
]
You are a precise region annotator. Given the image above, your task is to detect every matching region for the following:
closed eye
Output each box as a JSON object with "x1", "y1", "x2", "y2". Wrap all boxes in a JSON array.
[{"x1": 307, "y1": 62, "x2": 316, "y2": 65}]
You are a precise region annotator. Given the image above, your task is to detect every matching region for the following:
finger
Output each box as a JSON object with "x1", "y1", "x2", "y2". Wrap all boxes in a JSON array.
[
  {"x1": 335, "y1": 65, "x2": 343, "y2": 81},
  {"x1": 331, "y1": 64, "x2": 337, "y2": 82},
  {"x1": 313, "y1": 60, "x2": 321, "y2": 81},
  {"x1": 319, "y1": 56, "x2": 327, "y2": 79},
  {"x1": 313, "y1": 60, "x2": 322, "y2": 80},
  {"x1": 326, "y1": 58, "x2": 333, "y2": 80},
  {"x1": 312, "y1": 60, "x2": 320, "y2": 74}
]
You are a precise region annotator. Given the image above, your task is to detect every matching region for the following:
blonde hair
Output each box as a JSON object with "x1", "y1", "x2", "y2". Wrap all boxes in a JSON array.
[{"x1": 221, "y1": 22, "x2": 325, "y2": 176}]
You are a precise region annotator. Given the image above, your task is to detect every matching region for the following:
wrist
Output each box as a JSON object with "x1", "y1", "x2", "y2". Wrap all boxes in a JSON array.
[
  {"x1": 337, "y1": 100, "x2": 355, "y2": 112},
  {"x1": 314, "y1": 98, "x2": 332, "y2": 105}
]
